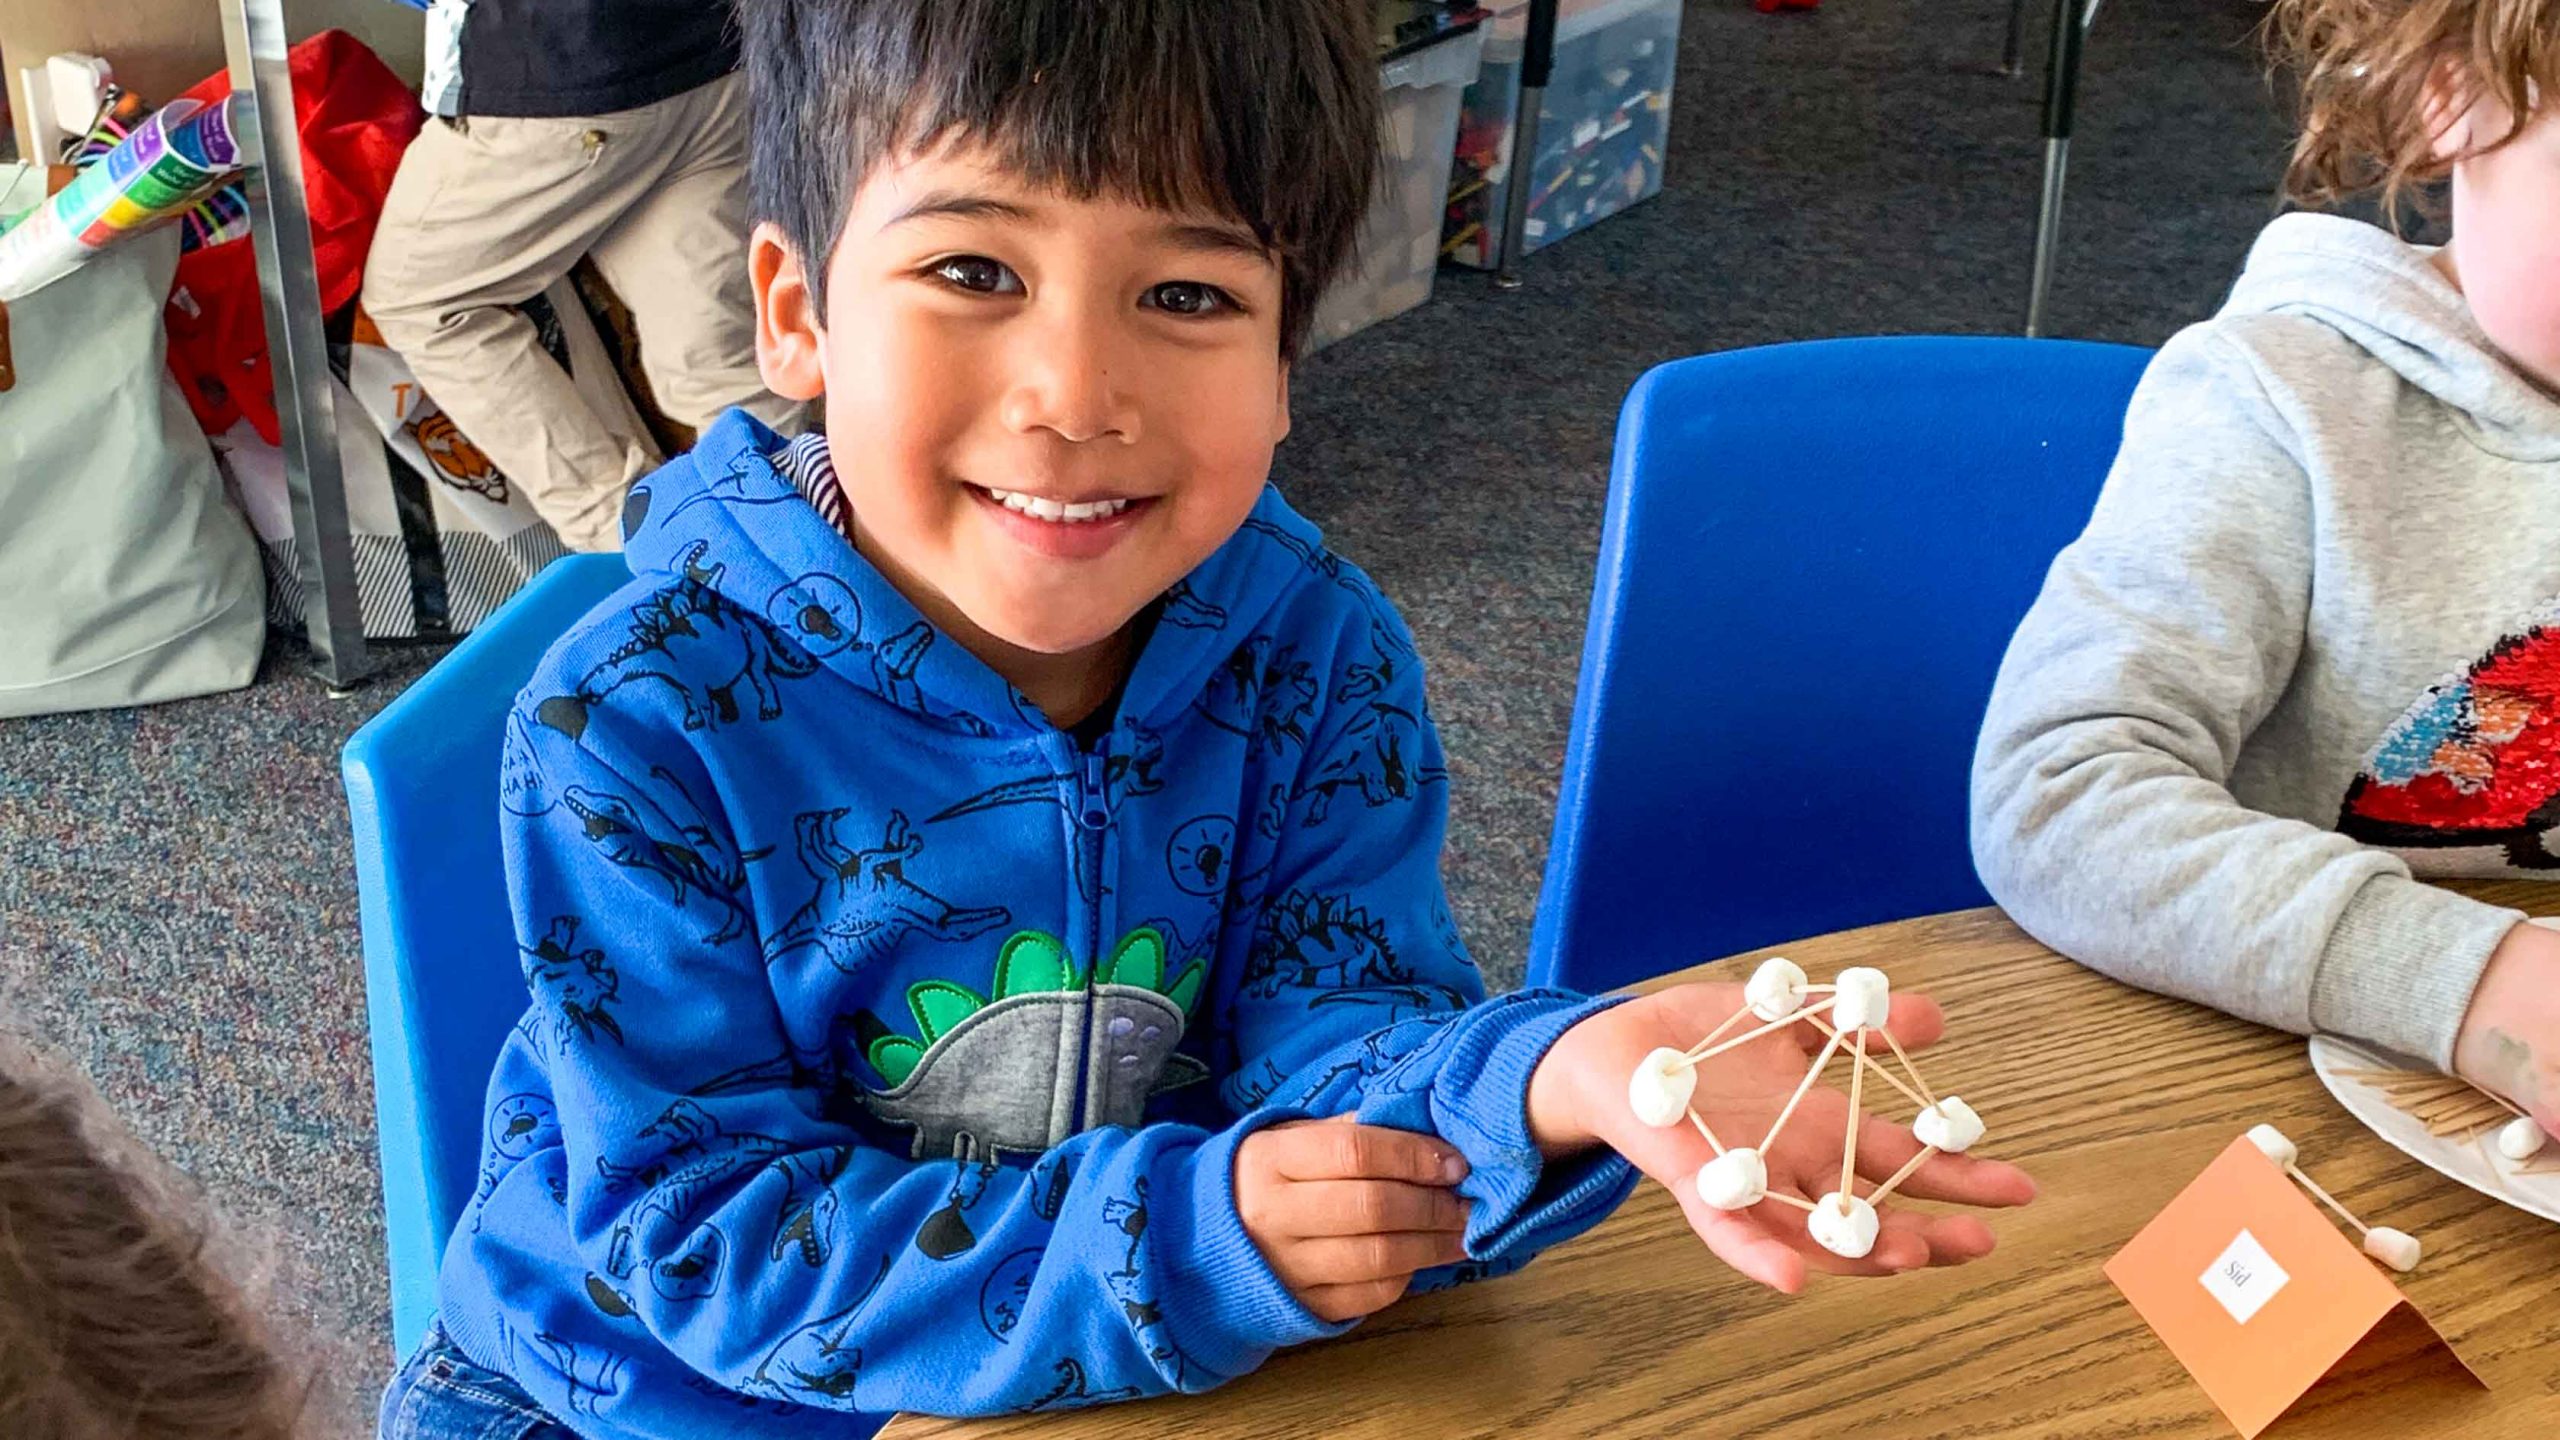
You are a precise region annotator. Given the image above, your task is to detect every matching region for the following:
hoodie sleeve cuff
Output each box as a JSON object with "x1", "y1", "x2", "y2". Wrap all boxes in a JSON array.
[
  {"x1": 1152, "y1": 1108, "x2": 1353, "y2": 1383},
  {"x1": 2312, "y1": 876, "x2": 2521, "y2": 1068},
  {"x1": 1426, "y1": 990, "x2": 1639, "y2": 1259}
]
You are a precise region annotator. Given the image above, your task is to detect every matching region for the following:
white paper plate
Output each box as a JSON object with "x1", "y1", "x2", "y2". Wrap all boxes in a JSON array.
[{"x1": 2307, "y1": 1034, "x2": 2560, "y2": 1225}]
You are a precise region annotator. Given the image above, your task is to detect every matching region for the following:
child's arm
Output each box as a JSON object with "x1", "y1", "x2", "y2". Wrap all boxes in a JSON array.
[
  {"x1": 1970, "y1": 325, "x2": 2523, "y2": 1070},
  {"x1": 501, "y1": 705, "x2": 1400, "y2": 1417},
  {"x1": 1210, "y1": 595, "x2": 1639, "y2": 1282}
]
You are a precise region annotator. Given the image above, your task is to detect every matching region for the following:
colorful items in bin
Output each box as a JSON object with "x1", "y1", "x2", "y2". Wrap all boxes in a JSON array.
[
  {"x1": 0, "y1": 95, "x2": 248, "y2": 302},
  {"x1": 1442, "y1": 0, "x2": 1683, "y2": 270},
  {"x1": 1307, "y1": 20, "x2": 1487, "y2": 348}
]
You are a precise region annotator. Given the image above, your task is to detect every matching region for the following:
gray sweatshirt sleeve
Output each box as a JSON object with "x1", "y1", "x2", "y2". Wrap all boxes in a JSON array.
[{"x1": 1969, "y1": 326, "x2": 2519, "y2": 1068}]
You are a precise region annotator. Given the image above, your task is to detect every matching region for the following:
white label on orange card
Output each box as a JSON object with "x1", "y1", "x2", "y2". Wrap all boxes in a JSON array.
[{"x1": 2199, "y1": 1228, "x2": 2289, "y2": 1324}]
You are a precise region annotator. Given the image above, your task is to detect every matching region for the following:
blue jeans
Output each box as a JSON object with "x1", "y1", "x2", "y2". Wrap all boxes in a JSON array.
[{"x1": 379, "y1": 1323, "x2": 579, "y2": 1440}]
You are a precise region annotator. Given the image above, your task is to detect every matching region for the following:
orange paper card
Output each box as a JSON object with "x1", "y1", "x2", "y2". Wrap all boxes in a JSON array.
[{"x1": 2105, "y1": 1136, "x2": 2479, "y2": 1437}]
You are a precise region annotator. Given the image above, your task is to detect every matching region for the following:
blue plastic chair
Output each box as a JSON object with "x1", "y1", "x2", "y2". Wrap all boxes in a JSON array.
[
  {"x1": 344, "y1": 553, "x2": 630, "y2": 1357},
  {"x1": 1526, "y1": 336, "x2": 2153, "y2": 995}
]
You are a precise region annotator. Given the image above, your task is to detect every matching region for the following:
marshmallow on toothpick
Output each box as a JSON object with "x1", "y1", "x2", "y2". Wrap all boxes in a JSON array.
[
  {"x1": 1831, "y1": 966, "x2": 1890, "y2": 1031},
  {"x1": 2497, "y1": 1115, "x2": 2548, "y2": 1161},
  {"x1": 1695, "y1": 1148, "x2": 1768, "y2": 1211},
  {"x1": 2362, "y1": 1226, "x2": 2422, "y2": 1272},
  {"x1": 2244, "y1": 1124, "x2": 2298, "y2": 1169},
  {"x1": 1914, "y1": 1096, "x2": 1985, "y2": 1153},
  {"x1": 1628, "y1": 1047, "x2": 1697, "y2": 1128},
  {"x1": 1807, "y1": 1192, "x2": 1880, "y2": 1259},
  {"x1": 1744, "y1": 957, "x2": 1809, "y2": 1021}
]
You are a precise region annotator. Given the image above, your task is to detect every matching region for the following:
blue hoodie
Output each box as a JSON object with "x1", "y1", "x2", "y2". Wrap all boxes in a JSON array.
[{"x1": 436, "y1": 411, "x2": 1636, "y2": 1434}]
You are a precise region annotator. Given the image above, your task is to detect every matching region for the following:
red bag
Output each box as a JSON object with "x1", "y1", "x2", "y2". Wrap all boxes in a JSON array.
[{"x1": 165, "y1": 30, "x2": 423, "y2": 442}]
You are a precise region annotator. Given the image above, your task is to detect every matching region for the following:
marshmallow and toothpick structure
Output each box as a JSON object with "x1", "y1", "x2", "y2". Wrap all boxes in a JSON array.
[{"x1": 1626, "y1": 958, "x2": 1986, "y2": 1260}]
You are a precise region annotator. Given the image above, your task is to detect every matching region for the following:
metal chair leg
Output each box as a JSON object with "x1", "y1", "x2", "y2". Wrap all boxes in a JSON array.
[
  {"x1": 1494, "y1": 0, "x2": 1561, "y2": 290},
  {"x1": 222, "y1": 0, "x2": 375, "y2": 686},
  {"x1": 2002, "y1": 0, "x2": 2030, "y2": 77},
  {"x1": 1493, "y1": 90, "x2": 1546, "y2": 291},
  {"x1": 2024, "y1": 0, "x2": 2089, "y2": 337}
]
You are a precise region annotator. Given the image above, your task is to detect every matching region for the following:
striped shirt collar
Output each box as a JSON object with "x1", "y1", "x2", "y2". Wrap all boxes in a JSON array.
[{"x1": 772, "y1": 429, "x2": 852, "y2": 539}]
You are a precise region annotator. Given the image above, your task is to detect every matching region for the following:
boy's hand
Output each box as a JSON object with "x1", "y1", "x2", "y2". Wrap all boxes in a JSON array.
[
  {"x1": 2454, "y1": 921, "x2": 2560, "y2": 1142},
  {"x1": 1526, "y1": 983, "x2": 2037, "y2": 1294},
  {"x1": 1235, "y1": 1115, "x2": 1473, "y2": 1323}
]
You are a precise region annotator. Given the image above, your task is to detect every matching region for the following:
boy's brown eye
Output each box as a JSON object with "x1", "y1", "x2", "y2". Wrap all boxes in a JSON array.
[
  {"x1": 1144, "y1": 281, "x2": 1235, "y2": 317},
  {"x1": 931, "y1": 256, "x2": 1021, "y2": 294}
]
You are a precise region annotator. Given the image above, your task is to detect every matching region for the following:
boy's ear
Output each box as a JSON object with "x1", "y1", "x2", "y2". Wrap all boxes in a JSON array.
[
  {"x1": 1273, "y1": 362, "x2": 1293, "y2": 446},
  {"x1": 2422, "y1": 57, "x2": 2484, "y2": 165},
  {"x1": 752, "y1": 221, "x2": 828, "y2": 402}
]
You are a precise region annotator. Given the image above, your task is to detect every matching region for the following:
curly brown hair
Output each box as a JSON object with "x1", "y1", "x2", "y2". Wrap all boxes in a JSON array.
[
  {"x1": 2269, "y1": 0, "x2": 2560, "y2": 216},
  {"x1": 0, "y1": 1030, "x2": 303, "y2": 1440}
]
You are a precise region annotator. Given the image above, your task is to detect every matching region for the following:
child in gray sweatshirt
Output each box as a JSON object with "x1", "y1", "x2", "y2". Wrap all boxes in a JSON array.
[{"x1": 1972, "y1": 0, "x2": 2560, "y2": 1141}]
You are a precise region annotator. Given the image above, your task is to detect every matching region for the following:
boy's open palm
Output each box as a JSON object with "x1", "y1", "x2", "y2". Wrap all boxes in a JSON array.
[
  {"x1": 1235, "y1": 1115, "x2": 1472, "y2": 1323},
  {"x1": 1528, "y1": 983, "x2": 2037, "y2": 1294}
]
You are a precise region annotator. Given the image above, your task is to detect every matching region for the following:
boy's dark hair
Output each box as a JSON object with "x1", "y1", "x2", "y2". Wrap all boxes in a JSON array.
[{"x1": 739, "y1": 0, "x2": 1380, "y2": 357}]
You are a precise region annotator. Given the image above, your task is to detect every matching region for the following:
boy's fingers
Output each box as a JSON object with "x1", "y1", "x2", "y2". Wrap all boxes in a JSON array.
[
  {"x1": 1293, "y1": 1230, "x2": 1472, "y2": 1285},
  {"x1": 1914, "y1": 1212, "x2": 1999, "y2": 1266},
  {"x1": 1278, "y1": 1119, "x2": 1468, "y2": 1185},
  {"x1": 1298, "y1": 1275, "x2": 1412, "y2": 1324},
  {"x1": 1678, "y1": 1191, "x2": 1805, "y2": 1294},
  {"x1": 1267, "y1": 1179, "x2": 1470, "y2": 1239}
]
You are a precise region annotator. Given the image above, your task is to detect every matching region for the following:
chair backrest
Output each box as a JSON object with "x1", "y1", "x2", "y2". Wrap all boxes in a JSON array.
[
  {"x1": 1526, "y1": 336, "x2": 2152, "y2": 994},
  {"x1": 343, "y1": 553, "x2": 630, "y2": 1356}
]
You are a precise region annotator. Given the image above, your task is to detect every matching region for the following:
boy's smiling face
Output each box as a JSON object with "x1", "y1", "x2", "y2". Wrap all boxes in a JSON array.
[{"x1": 753, "y1": 142, "x2": 1292, "y2": 664}]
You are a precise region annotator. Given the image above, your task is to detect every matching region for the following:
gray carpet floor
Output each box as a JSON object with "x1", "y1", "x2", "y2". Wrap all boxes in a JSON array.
[{"x1": 0, "y1": 0, "x2": 2297, "y2": 1429}]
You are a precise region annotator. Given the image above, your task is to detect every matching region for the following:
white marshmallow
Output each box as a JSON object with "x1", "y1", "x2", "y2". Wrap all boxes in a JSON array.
[
  {"x1": 1626, "y1": 1047, "x2": 1697, "y2": 1128},
  {"x1": 1694, "y1": 1148, "x2": 1768, "y2": 1211},
  {"x1": 2244, "y1": 1124, "x2": 2298, "y2": 1169},
  {"x1": 1914, "y1": 1096, "x2": 1985, "y2": 1154},
  {"x1": 1831, "y1": 966, "x2": 1891, "y2": 1031},
  {"x1": 1807, "y1": 1192, "x2": 1881, "y2": 1259},
  {"x1": 2497, "y1": 1115, "x2": 2548, "y2": 1161},
  {"x1": 2362, "y1": 1226, "x2": 2421, "y2": 1273},
  {"x1": 1745, "y1": 957, "x2": 1809, "y2": 1022}
]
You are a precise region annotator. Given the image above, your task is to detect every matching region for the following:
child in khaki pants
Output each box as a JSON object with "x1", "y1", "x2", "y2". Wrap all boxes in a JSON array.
[{"x1": 364, "y1": 1, "x2": 800, "y2": 552}]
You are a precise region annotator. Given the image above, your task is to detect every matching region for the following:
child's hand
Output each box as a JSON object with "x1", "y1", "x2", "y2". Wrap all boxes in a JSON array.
[
  {"x1": 1235, "y1": 1115, "x2": 1473, "y2": 1323},
  {"x1": 2455, "y1": 921, "x2": 2560, "y2": 1141},
  {"x1": 1526, "y1": 983, "x2": 2037, "y2": 1294}
]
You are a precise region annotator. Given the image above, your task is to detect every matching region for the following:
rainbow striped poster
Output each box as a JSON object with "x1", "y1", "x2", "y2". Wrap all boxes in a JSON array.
[{"x1": 0, "y1": 96, "x2": 249, "y2": 302}]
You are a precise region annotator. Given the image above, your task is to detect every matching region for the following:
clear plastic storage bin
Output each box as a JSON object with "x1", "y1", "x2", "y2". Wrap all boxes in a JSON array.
[
  {"x1": 1442, "y1": 0, "x2": 1681, "y2": 269},
  {"x1": 1307, "y1": 25, "x2": 1486, "y2": 350}
]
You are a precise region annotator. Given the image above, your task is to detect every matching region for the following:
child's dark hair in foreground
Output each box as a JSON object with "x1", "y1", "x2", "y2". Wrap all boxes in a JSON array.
[{"x1": 0, "y1": 1029, "x2": 300, "y2": 1440}]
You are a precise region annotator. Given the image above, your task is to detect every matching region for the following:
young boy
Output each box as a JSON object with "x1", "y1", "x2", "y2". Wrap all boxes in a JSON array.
[
  {"x1": 1973, "y1": 0, "x2": 2560, "y2": 1136},
  {"x1": 384, "y1": 3, "x2": 2034, "y2": 1433}
]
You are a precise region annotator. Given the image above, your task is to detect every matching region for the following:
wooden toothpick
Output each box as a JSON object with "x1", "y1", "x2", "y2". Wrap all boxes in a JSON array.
[
  {"x1": 1761, "y1": 1026, "x2": 1847, "y2": 1152},
  {"x1": 1688, "y1": 1108, "x2": 1726, "y2": 1157},
  {"x1": 1761, "y1": 1191, "x2": 1818, "y2": 1213},
  {"x1": 1840, "y1": 1027, "x2": 1867, "y2": 1204},
  {"x1": 1878, "y1": 1025, "x2": 1940, "y2": 1109},
  {"x1": 1804, "y1": 1016, "x2": 1929, "y2": 1111},
  {"x1": 1682, "y1": 996, "x2": 1839, "y2": 1066},
  {"x1": 2287, "y1": 1164, "x2": 2369, "y2": 1236},
  {"x1": 1864, "y1": 1144, "x2": 1940, "y2": 1208}
]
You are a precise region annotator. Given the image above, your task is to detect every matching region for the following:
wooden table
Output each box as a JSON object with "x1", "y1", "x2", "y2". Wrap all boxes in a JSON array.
[{"x1": 887, "y1": 883, "x2": 2560, "y2": 1439}]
